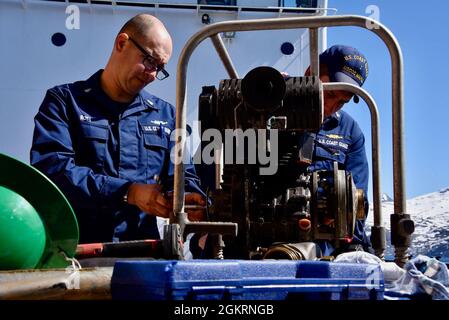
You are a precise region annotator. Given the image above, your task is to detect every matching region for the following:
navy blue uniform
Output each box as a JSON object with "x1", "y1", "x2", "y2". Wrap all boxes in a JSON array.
[
  {"x1": 309, "y1": 110, "x2": 370, "y2": 251},
  {"x1": 30, "y1": 70, "x2": 203, "y2": 243}
]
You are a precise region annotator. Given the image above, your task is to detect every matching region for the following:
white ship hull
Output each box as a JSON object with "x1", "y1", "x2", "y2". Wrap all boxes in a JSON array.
[{"x1": 0, "y1": 0, "x2": 327, "y2": 161}]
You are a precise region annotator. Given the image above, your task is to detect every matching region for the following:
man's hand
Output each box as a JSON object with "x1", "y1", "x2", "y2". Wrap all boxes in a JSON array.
[
  {"x1": 165, "y1": 192, "x2": 207, "y2": 221},
  {"x1": 185, "y1": 192, "x2": 207, "y2": 221},
  {"x1": 126, "y1": 183, "x2": 171, "y2": 218}
]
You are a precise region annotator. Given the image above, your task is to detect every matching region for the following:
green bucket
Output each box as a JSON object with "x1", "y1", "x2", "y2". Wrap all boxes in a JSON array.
[{"x1": 0, "y1": 153, "x2": 79, "y2": 270}]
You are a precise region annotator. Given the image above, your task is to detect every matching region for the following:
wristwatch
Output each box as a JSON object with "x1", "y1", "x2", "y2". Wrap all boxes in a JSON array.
[{"x1": 123, "y1": 186, "x2": 130, "y2": 203}]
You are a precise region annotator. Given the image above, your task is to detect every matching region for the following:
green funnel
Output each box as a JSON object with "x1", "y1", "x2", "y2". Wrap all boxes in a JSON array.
[{"x1": 0, "y1": 153, "x2": 79, "y2": 270}]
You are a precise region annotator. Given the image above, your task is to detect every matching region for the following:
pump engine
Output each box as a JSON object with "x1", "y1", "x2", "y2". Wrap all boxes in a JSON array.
[{"x1": 196, "y1": 66, "x2": 365, "y2": 260}]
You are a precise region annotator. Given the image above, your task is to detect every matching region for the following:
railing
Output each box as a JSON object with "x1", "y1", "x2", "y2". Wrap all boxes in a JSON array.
[
  {"x1": 173, "y1": 15, "x2": 412, "y2": 265},
  {"x1": 40, "y1": 0, "x2": 335, "y2": 15}
]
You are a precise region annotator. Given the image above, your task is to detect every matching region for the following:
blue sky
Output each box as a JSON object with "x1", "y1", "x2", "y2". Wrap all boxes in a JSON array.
[{"x1": 292, "y1": 0, "x2": 449, "y2": 199}]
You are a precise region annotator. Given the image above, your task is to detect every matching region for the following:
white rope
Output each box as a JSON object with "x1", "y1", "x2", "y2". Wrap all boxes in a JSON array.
[
  {"x1": 61, "y1": 251, "x2": 82, "y2": 270},
  {"x1": 61, "y1": 251, "x2": 82, "y2": 290}
]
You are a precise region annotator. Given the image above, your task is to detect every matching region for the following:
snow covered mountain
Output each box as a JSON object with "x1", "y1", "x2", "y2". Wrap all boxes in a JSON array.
[
  {"x1": 381, "y1": 193, "x2": 394, "y2": 202},
  {"x1": 366, "y1": 188, "x2": 449, "y2": 259}
]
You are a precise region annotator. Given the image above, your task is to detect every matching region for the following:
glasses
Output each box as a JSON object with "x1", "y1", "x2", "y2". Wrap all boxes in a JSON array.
[{"x1": 128, "y1": 37, "x2": 170, "y2": 80}]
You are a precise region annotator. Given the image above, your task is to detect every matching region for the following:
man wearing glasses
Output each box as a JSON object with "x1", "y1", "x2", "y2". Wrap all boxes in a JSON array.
[{"x1": 30, "y1": 14, "x2": 206, "y2": 245}]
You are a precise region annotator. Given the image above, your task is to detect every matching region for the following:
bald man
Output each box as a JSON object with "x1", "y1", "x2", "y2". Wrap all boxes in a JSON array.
[{"x1": 30, "y1": 14, "x2": 206, "y2": 244}]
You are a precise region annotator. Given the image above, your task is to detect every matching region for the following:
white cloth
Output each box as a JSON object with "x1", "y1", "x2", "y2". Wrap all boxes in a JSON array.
[
  {"x1": 388, "y1": 255, "x2": 449, "y2": 300},
  {"x1": 334, "y1": 251, "x2": 449, "y2": 300},
  {"x1": 334, "y1": 251, "x2": 405, "y2": 283}
]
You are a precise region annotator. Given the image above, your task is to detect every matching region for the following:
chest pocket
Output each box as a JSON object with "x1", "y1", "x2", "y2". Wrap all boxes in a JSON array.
[
  {"x1": 314, "y1": 137, "x2": 349, "y2": 165},
  {"x1": 141, "y1": 126, "x2": 170, "y2": 181},
  {"x1": 77, "y1": 122, "x2": 109, "y2": 168}
]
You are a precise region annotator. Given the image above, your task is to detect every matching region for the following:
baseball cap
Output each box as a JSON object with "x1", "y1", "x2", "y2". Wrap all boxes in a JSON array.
[{"x1": 319, "y1": 45, "x2": 369, "y2": 103}]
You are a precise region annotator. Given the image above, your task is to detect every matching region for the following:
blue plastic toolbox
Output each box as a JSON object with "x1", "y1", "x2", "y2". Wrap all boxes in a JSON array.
[{"x1": 111, "y1": 260, "x2": 384, "y2": 300}]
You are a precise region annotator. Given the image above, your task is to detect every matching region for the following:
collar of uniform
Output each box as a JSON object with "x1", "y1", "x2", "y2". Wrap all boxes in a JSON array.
[
  {"x1": 80, "y1": 69, "x2": 104, "y2": 97},
  {"x1": 80, "y1": 70, "x2": 160, "y2": 111},
  {"x1": 139, "y1": 91, "x2": 160, "y2": 110},
  {"x1": 120, "y1": 94, "x2": 159, "y2": 119},
  {"x1": 321, "y1": 111, "x2": 340, "y2": 130}
]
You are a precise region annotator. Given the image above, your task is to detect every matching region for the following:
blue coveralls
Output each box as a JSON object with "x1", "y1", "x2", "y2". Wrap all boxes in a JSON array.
[
  {"x1": 309, "y1": 110, "x2": 371, "y2": 253},
  {"x1": 30, "y1": 70, "x2": 204, "y2": 244}
]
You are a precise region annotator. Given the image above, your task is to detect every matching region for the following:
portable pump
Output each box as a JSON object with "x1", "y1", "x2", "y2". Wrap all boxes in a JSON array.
[{"x1": 196, "y1": 66, "x2": 366, "y2": 260}]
